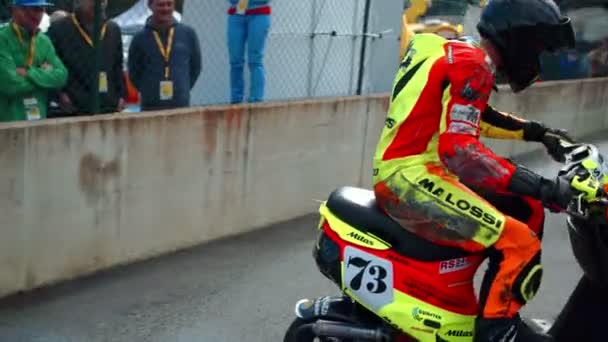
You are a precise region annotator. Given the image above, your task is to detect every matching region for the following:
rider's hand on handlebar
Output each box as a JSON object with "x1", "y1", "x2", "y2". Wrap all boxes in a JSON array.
[
  {"x1": 541, "y1": 128, "x2": 575, "y2": 163},
  {"x1": 538, "y1": 171, "x2": 604, "y2": 214},
  {"x1": 539, "y1": 176, "x2": 576, "y2": 213},
  {"x1": 523, "y1": 121, "x2": 574, "y2": 163},
  {"x1": 570, "y1": 170, "x2": 605, "y2": 203}
]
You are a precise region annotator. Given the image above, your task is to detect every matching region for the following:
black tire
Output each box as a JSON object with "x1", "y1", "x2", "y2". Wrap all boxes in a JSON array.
[
  {"x1": 283, "y1": 318, "x2": 343, "y2": 342},
  {"x1": 284, "y1": 318, "x2": 318, "y2": 342}
]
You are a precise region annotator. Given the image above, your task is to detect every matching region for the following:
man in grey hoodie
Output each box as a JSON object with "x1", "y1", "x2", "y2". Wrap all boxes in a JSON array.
[{"x1": 128, "y1": 0, "x2": 202, "y2": 111}]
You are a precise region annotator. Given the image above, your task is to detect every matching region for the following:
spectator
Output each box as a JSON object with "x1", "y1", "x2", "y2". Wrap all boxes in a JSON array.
[
  {"x1": 226, "y1": 0, "x2": 271, "y2": 104},
  {"x1": 0, "y1": 0, "x2": 11, "y2": 23},
  {"x1": 559, "y1": 49, "x2": 591, "y2": 80},
  {"x1": 0, "y1": 0, "x2": 67, "y2": 122},
  {"x1": 47, "y1": 0, "x2": 125, "y2": 117},
  {"x1": 128, "y1": 0, "x2": 201, "y2": 111},
  {"x1": 49, "y1": 9, "x2": 69, "y2": 24},
  {"x1": 588, "y1": 37, "x2": 608, "y2": 77}
]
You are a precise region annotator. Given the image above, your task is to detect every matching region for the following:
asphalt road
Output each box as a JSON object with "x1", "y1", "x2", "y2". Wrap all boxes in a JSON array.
[{"x1": 2, "y1": 139, "x2": 607, "y2": 342}]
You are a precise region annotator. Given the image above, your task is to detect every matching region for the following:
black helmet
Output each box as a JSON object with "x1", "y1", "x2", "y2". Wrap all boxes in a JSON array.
[{"x1": 477, "y1": 0, "x2": 576, "y2": 92}]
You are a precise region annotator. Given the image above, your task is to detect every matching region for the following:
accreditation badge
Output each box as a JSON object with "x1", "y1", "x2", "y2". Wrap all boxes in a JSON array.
[
  {"x1": 24, "y1": 97, "x2": 41, "y2": 120},
  {"x1": 99, "y1": 71, "x2": 108, "y2": 93},
  {"x1": 160, "y1": 80, "x2": 174, "y2": 100}
]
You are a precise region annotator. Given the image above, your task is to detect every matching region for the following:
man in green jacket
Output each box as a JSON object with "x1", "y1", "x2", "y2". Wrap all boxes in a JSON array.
[{"x1": 0, "y1": 0, "x2": 67, "y2": 122}]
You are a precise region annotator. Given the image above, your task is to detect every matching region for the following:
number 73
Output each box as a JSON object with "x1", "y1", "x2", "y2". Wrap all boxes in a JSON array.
[{"x1": 347, "y1": 256, "x2": 388, "y2": 294}]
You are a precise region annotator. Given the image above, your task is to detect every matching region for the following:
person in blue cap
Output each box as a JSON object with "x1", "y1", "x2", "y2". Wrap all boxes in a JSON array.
[{"x1": 0, "y1": 0, "x2": 67, "y2": 121}]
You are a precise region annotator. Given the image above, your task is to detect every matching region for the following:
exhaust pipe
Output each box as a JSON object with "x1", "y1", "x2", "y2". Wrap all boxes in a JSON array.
[{"x1": 297, "y1": 320, "x2": 390, "y2": 341}]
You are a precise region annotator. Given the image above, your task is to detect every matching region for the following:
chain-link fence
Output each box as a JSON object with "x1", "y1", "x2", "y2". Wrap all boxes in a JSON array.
[
  {"x1": 183, "y1": 0, "x2": 404, "y2": 107},
  {"x1": 1, "y1": 0, "x2": 608, "y2": 122},
  {"x1": 1, "y1": 0, "x2": 404, "y2": 117}
]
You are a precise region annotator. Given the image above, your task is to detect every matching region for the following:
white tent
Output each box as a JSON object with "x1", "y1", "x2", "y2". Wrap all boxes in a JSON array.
[{"x1": 112, "y1": 0, "x2": 181, "y2": 32}]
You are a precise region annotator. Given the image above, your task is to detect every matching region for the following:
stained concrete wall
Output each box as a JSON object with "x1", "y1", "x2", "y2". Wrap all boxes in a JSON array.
[{"x1": 1, "y1": 77, "x2": 607, "y2": 298}]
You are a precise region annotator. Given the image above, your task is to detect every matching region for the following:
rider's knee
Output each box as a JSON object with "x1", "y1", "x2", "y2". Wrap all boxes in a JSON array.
[
  {"x1": 513, "y1": 251, "x2": 543, "y2": 304},
  {"x1": 495, "y1": 219, "x2": 542, "y2": 304}
]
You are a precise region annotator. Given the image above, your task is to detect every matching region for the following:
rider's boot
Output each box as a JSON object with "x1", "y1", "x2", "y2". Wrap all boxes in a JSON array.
[{"x1": 474, "y1": 315, "x2": 555, "y2": 342}]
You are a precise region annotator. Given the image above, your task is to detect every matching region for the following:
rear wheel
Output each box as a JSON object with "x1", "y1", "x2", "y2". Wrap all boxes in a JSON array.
[{"x1": 283, "y1": 318, "x2": 347, "y2": 342}]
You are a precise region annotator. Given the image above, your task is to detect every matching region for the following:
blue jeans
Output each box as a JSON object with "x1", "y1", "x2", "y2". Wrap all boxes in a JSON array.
[{"x1": 227, "y1": 14, "x2": 271, "y2": 103}]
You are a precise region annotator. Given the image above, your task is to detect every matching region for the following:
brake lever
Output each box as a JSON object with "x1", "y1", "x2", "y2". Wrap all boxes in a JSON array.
[
  {"x1": 565, "y1": 195, "x2": 587, "y2": 220},
  {"x1": 566, "y1": 209, "x2": 589, "y2": 220},
  {"x1": 566, "y1": 196, "x2": 608, "y2": 221}
]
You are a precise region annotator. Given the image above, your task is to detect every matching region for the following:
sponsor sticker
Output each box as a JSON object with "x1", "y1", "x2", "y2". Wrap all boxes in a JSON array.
[
  {"x1": 439, "y1": 257, "x2": 471, "y2": 274},
  {"x1": 412, "y1": 306, "x2": 442, "y2": 321},
  {"x1": 447, "y1": 121, "x2": 478, "y2": 135},
  {"x1": 450, "y1": 104, "x2": 480, "y2": 126}
]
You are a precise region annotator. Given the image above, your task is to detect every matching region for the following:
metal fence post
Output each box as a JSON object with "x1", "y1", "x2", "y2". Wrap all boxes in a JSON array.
[{"x1": 356, "y1": 0, "x2": 371, "y2": 96}]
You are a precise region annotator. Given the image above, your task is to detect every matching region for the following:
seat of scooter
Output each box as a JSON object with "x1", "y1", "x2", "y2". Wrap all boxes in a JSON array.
[{"x1": 326, "y1": 186, "x2": 474, "y2": 261}]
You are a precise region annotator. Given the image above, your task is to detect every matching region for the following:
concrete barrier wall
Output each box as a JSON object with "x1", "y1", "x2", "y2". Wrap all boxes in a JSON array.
[{"x1": 1, "y1": 77, "x2": 607, "y2": 298}]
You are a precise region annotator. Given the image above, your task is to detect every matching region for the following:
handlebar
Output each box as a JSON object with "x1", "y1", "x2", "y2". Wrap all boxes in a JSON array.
[{"x1": 557, "y1": 141, "x2": 608, "y2": 221}]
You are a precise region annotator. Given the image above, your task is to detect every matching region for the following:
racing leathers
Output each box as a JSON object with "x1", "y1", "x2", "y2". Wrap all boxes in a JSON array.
[{"x1": 372, "y1": 33, "x2": 571, "y2": 341}]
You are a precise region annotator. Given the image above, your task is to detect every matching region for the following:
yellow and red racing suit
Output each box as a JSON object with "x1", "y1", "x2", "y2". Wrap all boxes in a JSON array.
[{"x1": 373, "y1": 33, "x2": 545, "y2": 320}]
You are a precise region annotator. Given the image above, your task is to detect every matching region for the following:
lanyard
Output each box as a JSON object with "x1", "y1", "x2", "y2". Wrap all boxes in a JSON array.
[
  {"x1": 72, "y1": 14, "x2": 107, "y2": 47},
  {"x1": 152, "y1": 27, "x2": 175, "y2": 79},
  {"x1": 11, "y1": 22, "x2": 35, "y2": 67}
]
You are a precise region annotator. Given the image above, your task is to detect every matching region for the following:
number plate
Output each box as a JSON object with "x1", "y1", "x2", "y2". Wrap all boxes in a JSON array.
[{"x1": 343, "y1": 246, "x2": 394, "y2": 311}]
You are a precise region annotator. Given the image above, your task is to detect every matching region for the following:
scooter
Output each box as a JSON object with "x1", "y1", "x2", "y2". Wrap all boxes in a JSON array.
[{"x1": 283, "y1": 141, "x2": 608, "y2": 341}]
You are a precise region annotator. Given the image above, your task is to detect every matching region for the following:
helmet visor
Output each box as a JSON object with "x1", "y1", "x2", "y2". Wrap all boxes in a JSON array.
[
  {"x1": 504, "y1": 51, "x2": 541, "y2": 93},
  {"x1": 542, "y1": 17, "x2": 576, "y2": 52},
  {"x1": 501, "y1": 17, "x2": 576, "y2": 92}
]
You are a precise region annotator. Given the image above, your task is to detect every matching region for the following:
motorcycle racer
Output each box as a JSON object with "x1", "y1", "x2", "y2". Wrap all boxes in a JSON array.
[{"x1": 372, "y1": 0, "x2": 593, "y2": 340}]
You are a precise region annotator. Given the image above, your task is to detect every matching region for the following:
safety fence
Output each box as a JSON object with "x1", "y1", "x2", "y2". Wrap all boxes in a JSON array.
[
  {"x1": 0, "y1": 0, "x2": 607, "y2": 120},
  {"x1": 0, "y1": 77, "x2": 607, "y2": 299},
  {"x1": 2, "y1": 0, "x2": 404, "y2": 117}
]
